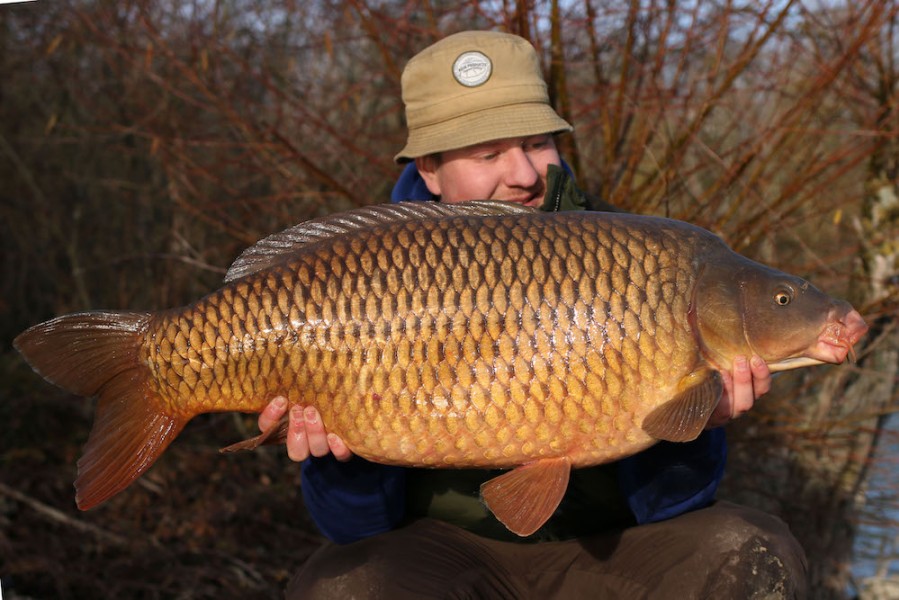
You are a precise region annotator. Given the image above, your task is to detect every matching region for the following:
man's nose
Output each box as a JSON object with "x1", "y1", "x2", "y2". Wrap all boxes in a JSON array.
[{"x1": 504, "y1": 147, "x2": 540, "y2": 187}]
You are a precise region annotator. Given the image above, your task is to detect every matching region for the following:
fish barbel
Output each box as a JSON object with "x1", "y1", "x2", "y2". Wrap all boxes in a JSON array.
[{"x1": 14, "y1": 201, "x2": 868, "y2": 536}]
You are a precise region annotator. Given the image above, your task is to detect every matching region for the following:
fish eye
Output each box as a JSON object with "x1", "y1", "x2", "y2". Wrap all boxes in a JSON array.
[{"x1": 774, "y1": 290, "x2": 793, "y2": 306}]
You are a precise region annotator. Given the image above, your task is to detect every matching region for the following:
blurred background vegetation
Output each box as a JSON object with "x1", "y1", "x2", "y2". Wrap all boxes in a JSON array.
[{"x1": 1, "y1": 1, "x2": 897, "y2": 598}]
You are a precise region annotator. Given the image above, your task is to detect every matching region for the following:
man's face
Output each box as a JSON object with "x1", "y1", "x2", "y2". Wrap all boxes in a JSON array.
[{"x1": 415, "y1": 134, "x2": 562, "y2": 206}]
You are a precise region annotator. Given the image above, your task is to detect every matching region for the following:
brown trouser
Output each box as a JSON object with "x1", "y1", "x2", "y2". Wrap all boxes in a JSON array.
[{"x1": 287, "y1": 501, "x2": 807, "y2": 599}]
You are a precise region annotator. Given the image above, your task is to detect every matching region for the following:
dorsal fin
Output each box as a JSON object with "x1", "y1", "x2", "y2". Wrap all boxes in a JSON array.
[{"x1": 224, "y1": 200, "x2": 535, "y2": 282}]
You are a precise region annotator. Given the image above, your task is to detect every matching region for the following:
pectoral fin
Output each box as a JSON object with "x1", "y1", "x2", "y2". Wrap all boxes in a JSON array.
[
  {"x1": 480, "y1": 457, "x2": 571, "y2": 537},
  {"x1": 220, "y1": 414, "x2": 289, "y2": 453},
  {"x1": 642, "y1": 369, "x2": 723, "y2": 442}
]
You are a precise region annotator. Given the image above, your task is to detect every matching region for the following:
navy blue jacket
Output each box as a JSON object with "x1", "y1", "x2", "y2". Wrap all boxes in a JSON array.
[{"x1": 300, "y1": 163, "x2": 727, "y2": 544}]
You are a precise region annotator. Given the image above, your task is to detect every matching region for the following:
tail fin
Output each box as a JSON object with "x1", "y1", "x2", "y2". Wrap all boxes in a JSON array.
[{"x1": 14, "y1": 311, "x2": 188, "y2": 510}]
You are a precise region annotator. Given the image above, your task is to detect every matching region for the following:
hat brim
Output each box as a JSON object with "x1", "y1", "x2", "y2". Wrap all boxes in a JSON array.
[{"x1": 395, "y1": 103, "x2": 573, "y2": 163}]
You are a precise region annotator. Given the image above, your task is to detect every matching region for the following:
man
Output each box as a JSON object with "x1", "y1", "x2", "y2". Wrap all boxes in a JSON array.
[{"x1": 262, "y1": 31, "x2": 807, "y2": 598}]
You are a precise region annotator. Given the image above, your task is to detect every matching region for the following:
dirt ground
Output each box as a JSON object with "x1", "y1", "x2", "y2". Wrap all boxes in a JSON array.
[{"x1": 0, "y1": 354, "x2": 325, "y2": 599}]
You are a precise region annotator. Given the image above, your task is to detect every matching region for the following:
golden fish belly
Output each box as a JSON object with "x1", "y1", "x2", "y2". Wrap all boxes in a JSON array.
[{"x1": 144, "y1": 213, "x2": 704, "y2": 468}]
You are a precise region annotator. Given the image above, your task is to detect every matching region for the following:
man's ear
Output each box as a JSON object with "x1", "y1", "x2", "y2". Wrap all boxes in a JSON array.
[{"x1": 415, "y1": 156, "x2": 442, "y2": 196}]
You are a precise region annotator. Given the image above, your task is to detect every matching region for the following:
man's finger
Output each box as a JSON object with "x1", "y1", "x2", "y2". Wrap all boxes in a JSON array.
[
  {"x1": 706, "y1": 369, "x2": 734, "y2": 429},
  {"x1": 328, "y1": 434, "x2": 353, "y2": 462},
  {"x1": 304, "y1": 407, "x2": 331, "y2": 457},
  {"x1": 730, "y1": 356, "x2": 755, "y2": 417},
  {"x1": 286, "y1": 405, "x2": 310, "y2": 462},
  {"x1": 750, "y1": 356, "x2": 772, "y2": 398},
  {"x1": 258, "y1": 396, "x2": 288, "y2": 432}
]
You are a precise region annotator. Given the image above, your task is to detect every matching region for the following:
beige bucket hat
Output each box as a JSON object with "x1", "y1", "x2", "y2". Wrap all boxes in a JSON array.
[{"x1": 395, "y1": 30, "x2": 573, "y2": 163}]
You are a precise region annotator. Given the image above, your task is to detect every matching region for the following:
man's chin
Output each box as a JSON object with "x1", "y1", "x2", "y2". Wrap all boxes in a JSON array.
[{"x1": 499, "y1": 196, "x2": 542, "y2": 207}]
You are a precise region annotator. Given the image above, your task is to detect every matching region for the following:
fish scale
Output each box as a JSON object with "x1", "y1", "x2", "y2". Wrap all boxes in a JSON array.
[
  {"x1": 14, "y1": 200, "x2": 867, "y2": 536},
  {"x1": 139, "y1": 212, "x2": 697, "y2": 469}
]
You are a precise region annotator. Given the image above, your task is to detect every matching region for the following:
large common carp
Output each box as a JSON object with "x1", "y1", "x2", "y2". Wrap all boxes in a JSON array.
[{"x1": 15, "y1": 201, "x2": 867, "y2": 536}]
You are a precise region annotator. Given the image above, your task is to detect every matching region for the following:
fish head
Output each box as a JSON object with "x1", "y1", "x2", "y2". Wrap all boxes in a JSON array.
[{"x1": 692, "y1": 250, "x2": 868, "y2": 373}]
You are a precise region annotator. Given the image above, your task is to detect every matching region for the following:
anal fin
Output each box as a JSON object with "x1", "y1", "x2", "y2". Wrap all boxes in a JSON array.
[
  {"x1": 642, "y1": 369, "x2": 723, "y2": 442},
  {"x1": 220, "y1": 414, "x2": 289, "y2": 453},
  {"x1": 480, "y1": 457, "x2": 571, "y2": 537}
]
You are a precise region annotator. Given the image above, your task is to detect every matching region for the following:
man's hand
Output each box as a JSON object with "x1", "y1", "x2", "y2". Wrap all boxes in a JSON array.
[
  {"x1": 707, "y1": 355, "x2": 771, "y2": 429},
  {"x1": 258, "y1": 396, "x2": 353, "y2": 462}
]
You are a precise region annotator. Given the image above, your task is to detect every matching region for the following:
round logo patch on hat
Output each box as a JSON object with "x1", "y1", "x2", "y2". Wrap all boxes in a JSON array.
[{"x1": 452, "y1": 51, "x2": 492, "y2": 87}]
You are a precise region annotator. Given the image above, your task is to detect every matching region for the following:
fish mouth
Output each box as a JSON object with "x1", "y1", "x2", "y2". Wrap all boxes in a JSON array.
[
  {"x1": 817, "y1": 308, "x2": 868, "y2": 363},
  {"x1": 768, "y1": 308, "x2": 868, "y2": 372}
]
